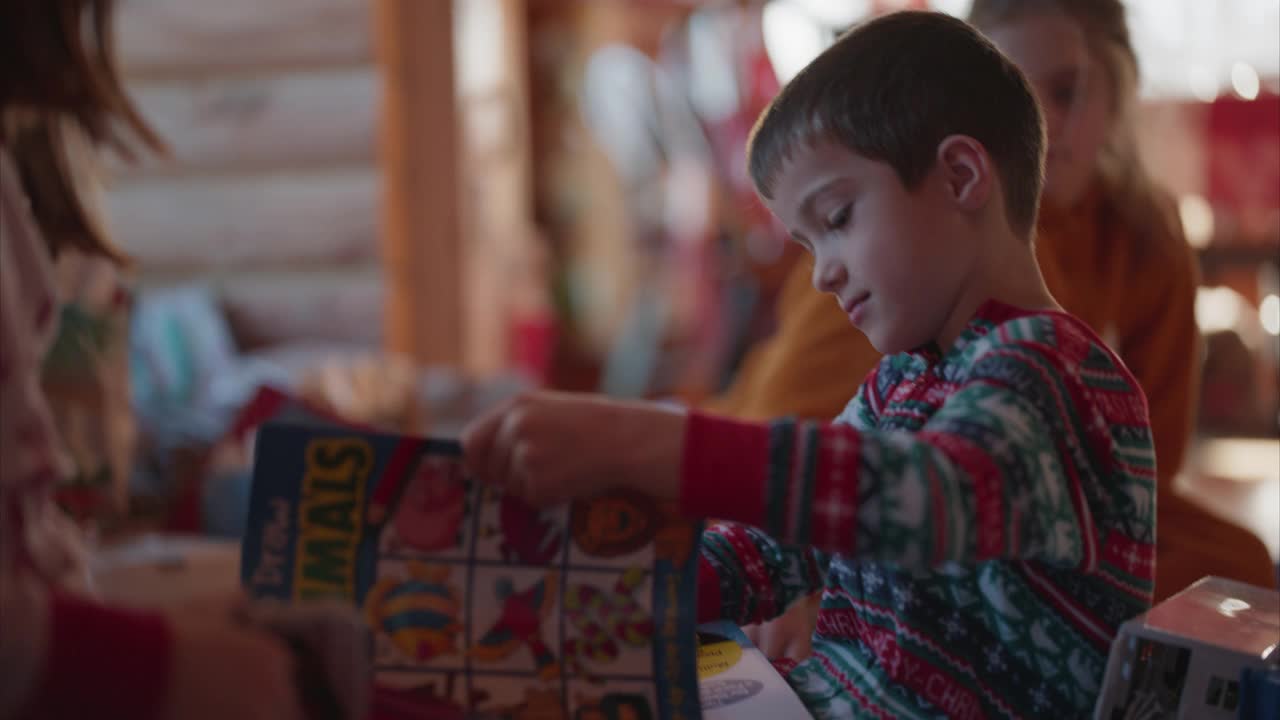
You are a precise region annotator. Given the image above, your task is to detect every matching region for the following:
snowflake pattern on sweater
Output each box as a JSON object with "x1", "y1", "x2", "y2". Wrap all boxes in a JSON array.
[{"x1": 685, "y1": 301, "x2": 1155, "y2": 719}]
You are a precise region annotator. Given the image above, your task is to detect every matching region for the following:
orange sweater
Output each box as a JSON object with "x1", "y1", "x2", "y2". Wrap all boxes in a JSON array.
[{"x1": 708, "y1": 187, "x2": 1275, "y2": 600}]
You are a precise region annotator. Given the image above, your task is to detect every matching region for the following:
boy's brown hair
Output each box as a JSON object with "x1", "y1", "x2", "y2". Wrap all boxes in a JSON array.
[
  {"x1": 747, "y1": 11, "x2": 1045, "y2": 238},
  {"x1": 0, "y1": 0, "x2": 164, "y2": 261}
]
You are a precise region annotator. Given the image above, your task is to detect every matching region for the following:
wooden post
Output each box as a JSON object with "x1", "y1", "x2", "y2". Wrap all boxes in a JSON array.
[
  {"x1": 375, "y1": 0, "x2": 464, "y2": 367},
  {"x1": 456, "y1": 0, "x2": 536, "y2": 376}
]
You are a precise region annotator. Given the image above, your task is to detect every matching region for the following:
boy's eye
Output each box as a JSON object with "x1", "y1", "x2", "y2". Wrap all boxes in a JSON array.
[{"x1": 824, "y1": 204, "x2": 851, "y2": 231}]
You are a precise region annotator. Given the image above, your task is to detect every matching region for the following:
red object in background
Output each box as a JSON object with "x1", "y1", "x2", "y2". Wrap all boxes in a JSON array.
[
  {"x1": 1206, "y1": 94, "x2": 1280, "y2": 238},
  {"x1": 165, "y1": 386, "x2": 366, "y2": 533},
  {"x1": 509, "y1": 312, "x2": 558, "y2": 386},
  {"x1": 166, "y1": 387, "x2": 290, "y2": 532},
  {"x1": 55, "y1": 484, "x2": 110, "y2": 525}
]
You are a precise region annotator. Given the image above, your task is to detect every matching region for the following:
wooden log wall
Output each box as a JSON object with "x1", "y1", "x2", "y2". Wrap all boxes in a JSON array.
[
  {"x1": 106, "y1": 0, "x2": 384, "y2": 350},
  {"x1": 107, "y1": 0, "x2": 536, "y2": 372}
]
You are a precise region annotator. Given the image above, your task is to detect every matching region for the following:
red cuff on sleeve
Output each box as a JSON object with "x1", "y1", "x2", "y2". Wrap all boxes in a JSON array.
[
  {"x1": 679, "y1": 412, "x2": 771, "y2": 527},
  {"x1": 18, "y1": 592, "x2": 173, "y2": 720},
  {"x1": 696, "y1": 556, "x2": 723, "y2": 624}
]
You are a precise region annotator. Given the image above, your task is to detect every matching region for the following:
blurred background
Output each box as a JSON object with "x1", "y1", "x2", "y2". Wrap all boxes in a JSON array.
[{"x1": 86, "y1": 0, "x2": 1276, "y2": 559}]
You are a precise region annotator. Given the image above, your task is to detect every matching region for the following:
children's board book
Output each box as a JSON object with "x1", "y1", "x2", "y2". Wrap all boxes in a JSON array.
[
  {"x1": 696, "y1": 621, "x2": 811, "y2": 719},
  {"x1": 241, "y1": 422, "x2": 705, "y2": 720}
]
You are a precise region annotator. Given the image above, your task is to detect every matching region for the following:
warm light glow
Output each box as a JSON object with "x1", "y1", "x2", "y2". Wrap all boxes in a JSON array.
[
  {"x1": 454, "y1": 0, "x2": 504, "y2": 96},
  {"x1": 1125, "y1": 0, "x2": 1280, "y2": 100},
  {"x1": 1188, "y1": 66, "x2": 1220, "y2": 102},
  {"x1": 1218, "y1": 598, "x2": 1251, "y2": 617},
  {"x1": 790, "y1": 0, "x2": 870, "y2": 28},
  {"x1": 1179, "y1": 194, "x2": 1215, "y2": 248},
  {"x1": 1260, "y1": 294, "x2": 1280, "y2": 336},
  {"x1": 1199, "y1": 438, "x2": 1280, "y2": 484},
  {"x1": 1231, "y1": 61, "x2": 1261, "y2": 100},
  {"x1": 1195, "y1": 286, "x2": 1246, "y2": 333},
  {"x1": 929, "y1": 0, "x2": 975, "y2": 17},
  {"x1": 762, "y1": 1, "x2": 831, "y2": 84},
  {"x1": 686, "y1": 12, "x2": 740, "y2": 124}
]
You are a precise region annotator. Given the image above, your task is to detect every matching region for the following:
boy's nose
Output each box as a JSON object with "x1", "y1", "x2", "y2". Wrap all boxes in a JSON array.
[{"x1": 812, "y1": 257, "x2": 848, "y2": 295}]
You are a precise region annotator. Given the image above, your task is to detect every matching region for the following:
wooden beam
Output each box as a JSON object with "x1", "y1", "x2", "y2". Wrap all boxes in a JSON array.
[
  {"x1": 116, "y1": 0, "x2": 374, "y2": 77},
  {"x1": 111, "y1": 69, "x2": 379, "y2": 178},
  {"x1": 375, "y1": 0, "x2": 463, "y2": 367},
  {"x1": 457, "y1": 0, "x2": 535, "y2": 376},
  {"x1": 106, "y1": 170, "x2": 380, "y2": 272}
]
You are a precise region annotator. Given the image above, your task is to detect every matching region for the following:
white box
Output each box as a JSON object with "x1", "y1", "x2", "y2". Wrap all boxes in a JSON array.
[{"x1": 1094, "y1": 577, "x2": 1279, "y2": 719}]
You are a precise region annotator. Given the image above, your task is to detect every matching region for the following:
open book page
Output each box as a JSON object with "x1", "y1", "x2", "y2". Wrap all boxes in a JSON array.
[
  {"x1": 241, "y1": 422, "x2": 703, "y2": 720},
  {"x1": 696, "y1": 622, "x2": 811, "y2": 719}
]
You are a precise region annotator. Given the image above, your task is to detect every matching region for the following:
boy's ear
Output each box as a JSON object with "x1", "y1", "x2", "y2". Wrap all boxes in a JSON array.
[{"x1": 936, "y1": 135, "x2": 992, "y2": 212}]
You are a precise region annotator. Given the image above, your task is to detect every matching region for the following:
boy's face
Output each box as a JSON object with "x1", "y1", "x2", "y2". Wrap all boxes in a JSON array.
[{"x1": 764, "y1": 138, "x2": 976, "y2": 354}]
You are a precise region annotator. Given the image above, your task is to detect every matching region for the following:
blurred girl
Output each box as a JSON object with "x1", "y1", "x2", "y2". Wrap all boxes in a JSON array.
[
  {"x1": 971, "y1": 0, "x2": 1275, "y2": 601},
  {"x1": 0, "y1": 2, "x2": 305, "y2": 718}
]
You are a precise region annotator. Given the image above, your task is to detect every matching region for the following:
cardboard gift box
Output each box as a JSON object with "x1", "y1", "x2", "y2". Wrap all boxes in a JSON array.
[{"x1": 1094, "y1": 576, "x2": 1279, "y2": 719}]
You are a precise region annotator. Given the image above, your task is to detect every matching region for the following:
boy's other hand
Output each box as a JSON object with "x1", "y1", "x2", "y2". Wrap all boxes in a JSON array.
[
  {"x1": 744, "y1": 593, "x2": 819, "y2": 662},
  {"x1": 461, "y1": 391, "x2": 687, "y2": 507}
]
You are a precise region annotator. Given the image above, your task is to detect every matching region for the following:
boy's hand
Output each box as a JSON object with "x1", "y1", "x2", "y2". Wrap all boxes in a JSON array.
[
  {"x1": 163, "y1": 604, "x2": 304, "y2": 720},
  {"x1": 744, "y1": 593, "x2": 819, "y2": 661},
  {"x1": 461, "y1": 391, "x2": 687, "y2": 507}
]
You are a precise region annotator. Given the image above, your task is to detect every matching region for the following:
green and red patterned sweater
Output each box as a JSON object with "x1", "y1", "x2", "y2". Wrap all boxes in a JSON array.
[{"x1": 681, "y1": 300, "x2": 1156, "y2": 719}]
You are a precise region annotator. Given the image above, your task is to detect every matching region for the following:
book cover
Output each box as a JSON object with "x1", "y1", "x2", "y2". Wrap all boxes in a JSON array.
[{"x1": 241, "y1": 422, "x2": 704, "y2": 720}]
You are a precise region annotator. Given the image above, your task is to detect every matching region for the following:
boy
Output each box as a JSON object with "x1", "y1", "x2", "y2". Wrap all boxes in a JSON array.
[{"x1": 463, "y1": 11, "x2": 1154, "y2": 719}]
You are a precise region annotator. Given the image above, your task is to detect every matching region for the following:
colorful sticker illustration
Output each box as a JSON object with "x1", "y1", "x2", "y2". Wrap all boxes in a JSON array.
[
  {"x1": 571, "y1": 493, "x2": 661, "y2": 559},
  {"x1": 370, "y1": 454, "x2": 469, "y2": 554},
  {"x1": 481, "y1": 490, "x2": 567, "y2": 565},
  {"x1": 472, "y1": 571, "x2": 562, "y2": 679},
  {"x1": 365, "y1": 561, "x2": 463, "y2": 664},
  {"x1": 563, "y1": 569, "x2": 654, "y2": 677}
]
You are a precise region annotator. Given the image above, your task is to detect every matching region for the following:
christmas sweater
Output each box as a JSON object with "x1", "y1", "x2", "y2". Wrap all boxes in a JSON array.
[{"x1": 681, "y1": 300, "x2": 1156, "y2": 719}]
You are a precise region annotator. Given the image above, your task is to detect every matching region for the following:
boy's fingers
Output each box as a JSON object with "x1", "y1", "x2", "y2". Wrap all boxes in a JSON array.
[
  {"x1": 473, "y1": 409, "x2": 517, "y2": 486},
  {"x1": 509, "y1": 465, "x2": 533, "y2": 507},
  {"x1": 509, "y1": 444, "x2": 552, "y2": 508},
  {"x1": 480, "y1": 411, "x2": 521, "y2": 489},
  {"x1": 461, "y1": 410, "x2": 504, "y2": 480}
]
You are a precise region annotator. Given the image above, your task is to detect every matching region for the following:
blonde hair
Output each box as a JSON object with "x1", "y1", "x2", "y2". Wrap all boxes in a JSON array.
[
  {"x1": 0, "y1": 0, "x2": 165, "y2": 262},
  {"x1": 969, "y1": 0, "x2": 1182, "y2": 248}
]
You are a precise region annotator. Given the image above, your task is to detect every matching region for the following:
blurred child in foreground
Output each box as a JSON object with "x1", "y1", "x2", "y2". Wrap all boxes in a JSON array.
[{"x1": 1, "y1": 2, "x2": 305, "y2": 718}]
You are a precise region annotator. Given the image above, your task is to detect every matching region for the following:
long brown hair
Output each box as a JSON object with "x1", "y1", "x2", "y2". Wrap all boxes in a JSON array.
[
  {"x1": 968, "y1": 0, "x2": 1183, "y2": 249},
  {"x1": 0, "y1": 0, "x2": 165, "y2": 261}
]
